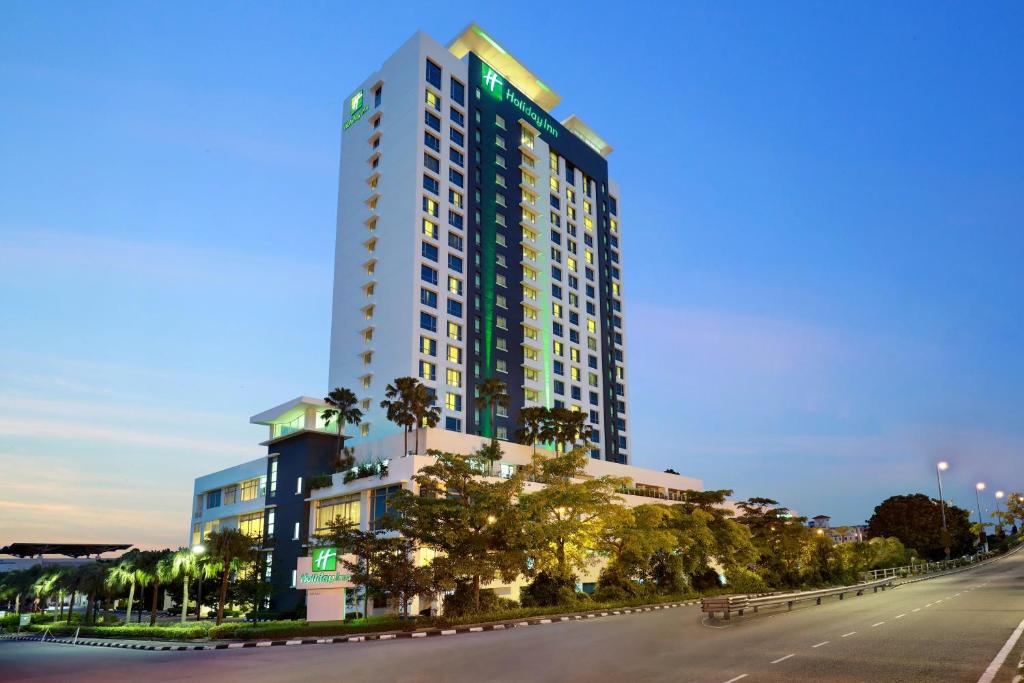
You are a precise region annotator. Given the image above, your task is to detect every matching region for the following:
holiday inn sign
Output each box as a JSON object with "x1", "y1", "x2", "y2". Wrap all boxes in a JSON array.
[
  {"x1": 296, "y1": 548, "x2": 356, "y2": 589},
  {"x1": 480, "y1": 62, "x2": 559, "y2": 139}
]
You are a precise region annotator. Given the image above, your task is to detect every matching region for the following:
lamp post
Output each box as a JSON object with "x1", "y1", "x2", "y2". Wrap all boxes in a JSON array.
[
  {"x1": 975, "y1": 483, "x2": 988, "y2": 552},
  {"x1": 192, "y1": 544, "x2": 206, "y2": 620},
  {"x1": 936, "y1": 461, "x2": 950, "y2": 559},
  {"x1": 994, "y1": 491, "x2": 1005, "y2": 535}
]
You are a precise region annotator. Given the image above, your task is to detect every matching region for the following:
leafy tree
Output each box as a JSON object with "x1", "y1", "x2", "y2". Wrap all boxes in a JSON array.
[
  {"x1": 866, "y1": 494, "x2": 973, "y2": 560},
  {"x1": 595, "y1": 504, "x2": 678, "y2": 593},
  {"x1": 366, "y1": 536, "x2": 434, "y2": 617},
  {"x1": 476, "y1": 377, "x2": 509, "y2": 441},
  {"x1": 317, "y1": 518, "x2": 384, "y2": 619},
  {"x1": 105, "y1": 554, "x2": 148, "y2": 625},
  {"x1": 520, "y1": 448, "x2": 628, "y2": 581},
  {"x1": 322, "y1": 387, "x2": 363, "y2": 465},
  {"x1": 516, "y1": 406, "x2": 548, "y2": 455},
  {"x1": 1005, "y1": 492, "x2": 1024, "y2": 531},
  {"x1": 204, "y1": 528, "x2": 258, "y2": 625},
  {"x1": 736, "y1": 498, "x2": 809, "y2": 587},
  {"x1": 170, "y1": 547, "x2": 202, "y2": 624},
  {"x1": 381, "y1": 377, "x2": 418, "y2": 455},
  {"x1": 391, "y1": 446, "x2": 527, "y2": 612}
]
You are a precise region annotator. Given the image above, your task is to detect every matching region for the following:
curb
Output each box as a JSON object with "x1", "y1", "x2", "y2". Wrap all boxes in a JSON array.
[{"x1": 2, "y1": 600, "x2": 703, "y2": 653}]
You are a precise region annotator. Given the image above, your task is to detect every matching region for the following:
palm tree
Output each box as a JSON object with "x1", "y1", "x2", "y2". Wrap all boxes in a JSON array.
[
  {"x1": 476, "y1": 377, "x2": 509, "y2": 443},
  {"x1": 411, "y1": 381, "x2": 441, "y2": 454},
  {"x1": 170, "y1": 547, "x2": 202, "y2": 624},
  {"x1": 516, "y1": 405, "x2": 548, "y2": 455},
  {"x1": 321, "y1": 387, "x2": 363, "y2": 465},
  {"x1": 150, "y1": 555, "x2": 177, "y2": 625},
  {"x1": 106, "y1": 556, "x2": 143, "y2": 625},
  {"x1": 205, "y1": 528, "x2": 258, "y2": 625},
  {"x1": 73, "y1": 563, "x2": 107, "y2": 625},
  {"x1": 380, "y1": 377, "x2": 420, "y2": 455}
]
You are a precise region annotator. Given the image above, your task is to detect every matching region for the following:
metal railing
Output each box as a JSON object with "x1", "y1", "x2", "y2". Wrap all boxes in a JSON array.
[
  {"x1": 860, "y1": 549, "x2": 999, "y2": 581},
  {"x1": 702, "y1": 577, "x2": 895, "y2": 619}
]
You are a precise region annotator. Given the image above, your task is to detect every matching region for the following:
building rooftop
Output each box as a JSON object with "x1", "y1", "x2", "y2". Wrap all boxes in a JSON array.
[
  {"x1": 562, "y1": 115, "x2": 614, "y2": 157},
  {"x1": 250, "y1": 396, "x2": 328, "y2": 426},
  {"x1": 448, "y1": 22, "x2": 561, "y2": 112}
]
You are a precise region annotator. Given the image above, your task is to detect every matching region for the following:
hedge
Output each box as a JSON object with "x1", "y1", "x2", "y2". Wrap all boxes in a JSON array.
[
  {"x1": 25, "y1": 623, "x2": 211, "y2": 639},
  {"x1": 208, "y1": 616, "x2": 416, "y2": 640}
]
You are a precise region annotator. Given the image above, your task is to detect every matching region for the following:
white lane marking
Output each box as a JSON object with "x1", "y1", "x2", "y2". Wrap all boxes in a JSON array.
[
  {"x1": 842, "y1": 631, "x2": 857, "y2": 638},
  {"x1": 723, "y1": 676, "x2": 748, "y2": 683},
  {"x1": 913, "y1": 608, "x2": 921, "y2": 612},
  {"x1": 925, "y1": 603, "x2": 933, "y2": 607},
  {"x1": 771, "y1": 654, "x2": 795, "y2": 664},
  {"x1": 977, "y1": 616, "x2": 1024, "y2": 683},
  {"x1": 812, "y1": 641, "x2": 830, "y2": 648},
  {"x1": 872, "y1": 622, "x2": 885, "y2": 627}
]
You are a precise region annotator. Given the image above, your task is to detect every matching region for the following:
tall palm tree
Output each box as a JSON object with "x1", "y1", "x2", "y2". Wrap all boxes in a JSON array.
[
  {"x1": 150, "y1": 556, "x2": 177, "y2": 625},
  {"x1": 73, "y1": 563, "x2": 107, "y2": 625},
  {"x1": 476, "y1": 377, "x2": 509, "y2": 443},
  {"x1": 106, "y1": 556, "x2": 147, "y2": 625},
  {"x1": 410, "y1": 381, "x2": 441, "y2": 454},
  {"x1": 558, "y1": 408, "x2": 588, "y2": 451},
  {"x1": 516, "y1": 405, "x2": 548, "y2": 455},
  {"x1": 321, "y1": 387, "x2": 363, "y2": 465},
  {"x1": 380, "y1": 377, "x2": 419, "y2": 455},
  {"x1": 170, "y1": 547, "x2": 202, "y2": 624},
  {"x1": 205, "y1": 528, "x2": 258, "y2": 625}
]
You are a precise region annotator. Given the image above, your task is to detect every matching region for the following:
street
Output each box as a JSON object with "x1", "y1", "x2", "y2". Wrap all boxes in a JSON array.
[{"x1": 3, "y1": 551, "x2": 1023, "y2": 683}]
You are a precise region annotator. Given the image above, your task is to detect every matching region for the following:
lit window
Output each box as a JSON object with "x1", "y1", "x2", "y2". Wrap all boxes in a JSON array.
[
  {"x1": 447, "y1": 322, "x2": 462, "y2": 340},
  {"x1": 446, "y1": 368, "x2": 462, "y2": 387},
  {"x1": 445, "y1": 392, "x2": 462, "y2": 411},
  {"x1": 447, "y1": 345, "x2": 461, "y2": 363},
  {"x1": 423, "y1": 219, "x2": 438, "y2": 238},
  {"x1": 420, "y1": 336, "x2": 436, "y2": 356},
  {"x1": 587, "y1": 319, "x2": 597, "y2": 333},
  {"x1": 419, "y1": 360, "x2": 436, "y2": 381},
  {"x1": 425, "y1": 89, "x2": 441, "y2": 111}
]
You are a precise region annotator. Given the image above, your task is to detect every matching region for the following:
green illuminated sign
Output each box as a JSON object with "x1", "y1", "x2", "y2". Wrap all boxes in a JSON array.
[
  {"x1": 480, "y1": 62, "x2": 558, "y2": 139},
  {"x1": 300, "y1": 571, "x2": 352, "y2": 585},
  {"x1": 312, "y1": 547, "x2": 337, "y2": 572},
  {"x1": 343, "y1": 89, "x2": 369, "y2": 131}
]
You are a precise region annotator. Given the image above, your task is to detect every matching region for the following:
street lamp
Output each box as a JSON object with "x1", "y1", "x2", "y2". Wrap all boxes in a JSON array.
[
  {"x1": 995, "y1": 491, "x2": 1005, "y2": 535},
  {"x1": 192, "y1": 544, "x2": 206, "y2": 620},
  {"x1": 936, "y1": 462, "x2": 950, "y2": 558},
  {"x1": 975, "y1": 483, "x2": 988, "y2": 552}
]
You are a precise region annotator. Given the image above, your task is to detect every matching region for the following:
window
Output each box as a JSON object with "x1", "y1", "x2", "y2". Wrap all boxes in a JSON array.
[
  {"x1": 446, "y1": 299, "x2": 463, "y2": 317},
  {"x1": 424, "y1": 153, "x2": 440, "y2": 173},
  {"x1": 449, "y1": 147, "x2": 465, "y2": 167},
  {"x1": 420, "y1": 311, "x2": 437, "y2": 332},
  {"x1": 422, "y1": 219, "x2": 439, "y2": 239},
  {"x1": 450, "y1": 77, "x2": 465, "y2": 105},
  {"x1": 420, "y1": 336, "x2": 437, "y2": 356},
  {"x1": 268, "y1": 457, "x2": 278, "y2": 496},
  {"x1": 295, "y1": 477, "x2": 303, "y2": 495},
  {"x1": 424, "y1": 131, "x2": 441, "y2": 152},
  {"x1": 419, "y1": 360, "x2": 437, "y2": 381},
  {"x1": 423, "y1": 196, "x2": 439, "y2": 217},
  {"x1": 447, "y1": 321, "x2": 462, "y2": 340},
  {"x1": 292, "y1": 521, "x2": 301, "y2": 540},
  {"x1": 448, "y1": 232, "x2": 463, "y2": 251},
  {"x1": 450, "y1": 128, "x2": 464, "y2": 147},
  {"x1": 448, "y1": 276, "x2": 463, "y2": 295},
  {"x1": 371, "y1": 484, "x2": 402, "y2": 531},
  {"x1": 423, "y1": 174, "x2": 439, "y2": 195},
  {"x1": 445, "y1": 416, "x2": 462, "y2": 432},
  {"x1": 206, "y1": 490, "x2": 221, "y2": 509},
  {"x1": 496, "y1": 359, "x2": 508, "y2": 373},
  {"x1": 449, "y1": 168, "x2": 464, "y2": 188},
  {"x1": 450, "y1": 107, "x2": 464, "y2": 127},
  {"x1": 223, "y1": 485, "x2": 238, "y2": 505},
  {"x1": 448, "y1": 210, "x2": 464, "y2": 230},
  {"x1": 421, "y1": 264, "x2": 438, "y2": 284},
  {"x1": 425, "y1": 59, "x2": 442, "y2": 89},
  {"x1": 420, "y1": 288, "x2": 438, "y2": 308},
  {"x1": 448, "y1": 254, "x2": 463, "y2": 273},
  {"x1": 238, "y1": 511, "x2": 264, "y2": 539},
  {"x1": 445, "y1": 392, "x2": 462, "y2": 411},
  {"x1": 424, "y1": 110, "x2": 441, "y2": 131},
  {"x1": 446, "y1": 368, "x2": 462, "y2": 387},
  {"x1": 374, "y1": 85, "x2": 382, "y2": 107},
  {"x1": 425, "y1": 89, "x2": 441, "y2": 111},
  {"x1": 315, "y1": 495, "x2": 360, "y2": 533},
  {"x1": 240, "y1": 478, "x2": 263, "y2": 501},
  {"x1": 447, "y1": 344, "x2": 462, "y2": 363}
]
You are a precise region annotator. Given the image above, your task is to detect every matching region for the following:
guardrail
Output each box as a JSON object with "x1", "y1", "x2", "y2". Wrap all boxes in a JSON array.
[
  {"x1": 860, "y1": 550, "x2": 999, "y2": 581},
  {"x1": 702, "y1": 577, "x2": 895, "y2": 619}
]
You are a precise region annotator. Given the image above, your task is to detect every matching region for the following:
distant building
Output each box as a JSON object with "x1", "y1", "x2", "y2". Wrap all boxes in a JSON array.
[
  {"x1": 808, "y1": 514, "x2": 831, "y2": 529},
  {"x1": 807, "y1": 516, "x2": 867, "y2": 544}
]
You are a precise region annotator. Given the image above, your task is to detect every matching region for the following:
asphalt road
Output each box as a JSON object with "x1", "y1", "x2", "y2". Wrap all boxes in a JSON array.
[{"x1": 3, "y1": 551, "x2": 1023, "y2": 683}]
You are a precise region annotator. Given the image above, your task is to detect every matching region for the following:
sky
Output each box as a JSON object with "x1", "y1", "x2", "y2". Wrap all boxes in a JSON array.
[{"x1": 1, "y1": 2, "x2": 1022, "y2": 550}]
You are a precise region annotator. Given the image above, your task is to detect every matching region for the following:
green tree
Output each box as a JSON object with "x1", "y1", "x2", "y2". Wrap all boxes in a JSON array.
[
  {"x1": 73, "y1": 562, "x2": 107, "y2": 624},
  {"x1": 317, "y1": 518, "x2": 382, "y2": 619},
  {"x1": 866, "y1": 494, "x2": 973, "y2": 560},
  {"x1": 516, "y1": 406, "x2": 549, "y2": 455},
  {"x1": 380, "y1": 376, "x2": 419, "y2": 456},
  {"x1": 204, "y1": 528, "x2": 258, "y2": 625},
  {"x1": 391, "y1": 446, "x2": 527, "y2": 612},
  {"x1": 736, "y1": 498, "x2": 810, "y2": 587},
  {"x1": 1005, "y1": 492, "x2": 1024, "y2": 531},
  {"x1": 170, "y1": 547, "x2": 202, "y2": 624},
  {"x1": 136, "y1": 550, "x2": 172, "y2": 626},
  {"x1": 549, "y1": 407, "x2": 588, "y2": 452},
  {"x1": 476, "y1": 377, "x2": 509, "y2": 442},
  {"x1": 322, "y1": 387, "x2": 363, "y2": 466},
  {"x1": 105, "y1": 554, "x2": 148, "y2": 625},
  {"x1": 595, "y1": 504, "x2": 678, "y2": 597},
  {"x1": 520, "y1": 447, "x2": 628, "y2": 582}
]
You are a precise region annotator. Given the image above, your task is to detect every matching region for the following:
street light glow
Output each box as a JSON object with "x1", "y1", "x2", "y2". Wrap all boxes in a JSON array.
[
  {"x1": 937, "y1": 461, "x2": 949, "y2": 471},
  {"x1": 976, "y1": 482, "x2": 986, "y2": 491},
  {"x1": 995, "y1": 490, "x2": 1004, "y2": 499},
  {"x1": 192, "y1": 544, "x2": 206, "y2": 555}
]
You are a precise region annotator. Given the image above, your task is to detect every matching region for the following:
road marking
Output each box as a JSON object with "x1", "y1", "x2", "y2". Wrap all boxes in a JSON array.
[
  {"x1": 925, "y1": 603, "x2": 933, "y2": 608},
  {"x1": 723, "y1": 676, "x2": 748, "y2": 683},
  {"x1": 842, "y1": 631, "x2": 857, "y2": 638},
  {"x1": 771, "y1": 654, "x2": 795, "y2": 664},
  {"x1": 977, "y1": 616, "x2": 1024, "y2": 683},
  {"x1": 895, "y1": 614, "x2": 906, "y2": 619},
  {"x1": 812, "y1": 641, "x2": 829, "y2": 648},
  {"x1": 913, "y1": 608, "x2": 921, "y2": 612},
  {"x1": 872, "y1": 622, "x2": 885, "y2": 627}
]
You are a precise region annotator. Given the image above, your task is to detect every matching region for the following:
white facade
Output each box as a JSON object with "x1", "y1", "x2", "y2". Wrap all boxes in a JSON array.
[{"x1": 189, "y1": 457, "x2": 268, "y2": 548}]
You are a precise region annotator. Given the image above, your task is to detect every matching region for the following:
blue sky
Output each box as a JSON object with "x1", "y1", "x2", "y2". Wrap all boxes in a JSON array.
[{"x1": 2, "y1": 2, "x2": 1022, "y2": 549}]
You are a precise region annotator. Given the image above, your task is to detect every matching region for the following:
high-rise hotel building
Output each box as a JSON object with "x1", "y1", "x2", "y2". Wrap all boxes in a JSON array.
[{"x1": 329, "y1": 24, "x2": 630, "y2": 463}]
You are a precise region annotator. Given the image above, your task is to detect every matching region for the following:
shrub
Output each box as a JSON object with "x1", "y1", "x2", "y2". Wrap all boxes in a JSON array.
[
  {"x1": 209, "y1": 615, "x2": 411, "y2": 640},
  {"x1": 520, "y1": 572, "x2": 578, "y2": 607},
  {"x1": 441, "y1": 583, "x2": 515, "y2": 617},
  {"x1": 26, "y1": 624, "x2": 211, "y2": 639},
  {"x1": 308, "y1": 474, "x2": 334, "y2": 490},
  {"x1": 723, "y1": 567, "x2": 767, "y2": 594}
]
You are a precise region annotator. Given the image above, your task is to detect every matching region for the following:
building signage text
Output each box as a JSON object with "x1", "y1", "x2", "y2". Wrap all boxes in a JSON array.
[{"x1": 480, "y1": 63, "x2": 558, "y2": 139}]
